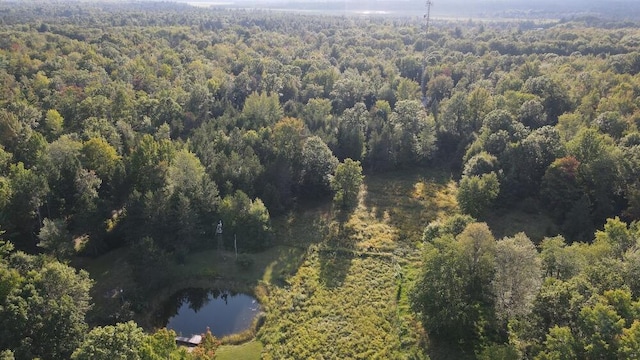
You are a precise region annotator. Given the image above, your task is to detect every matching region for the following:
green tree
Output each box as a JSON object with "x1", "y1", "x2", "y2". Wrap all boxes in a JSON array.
[
  {"x1": 81, "y1": 137, "x2": 121, "y2": 183},
  {"x1": 71, "y1": 321, "x2": 146, "y2": 360},
  {"x1": 0, "y1": 240, "x2": 19, "y2": 306},
  {"x1": 73, "y1": 322, "x2": 184, "y2": 360},
  {"x1": 166, "y1": 149, "x2": 215, "y2": 200},
  {"x1": 329, "y1": 68, "x2": 369, "y2": 113},
  {"x1": 463, "y1": 151, "x2": 499, "y2": 177},
  {"x1": 594, "y1": 217, "x2": 634, "y2": 259},
  {"x1": 271, "y1": 117, "x2": 305, "y2": 165},
  {"x1": 619, "y1": 320, "x2": 640, "y2": 359},
  {"x1": 623, "y1": 246, "x2": 640, "y2": 298},
  {"x1": 73, "y1": 168, "x2": 102, "y2": 216},
  {"x1": 535, "y1": 326, "x2": 578, "y2": 360},
  {"x1": 330, "y1": 158, "x2": 363, "y2": 210},
  {"x1": 43, "y1": 109, "x2": 63, "y2": 140},
  {"x1": 540, "y1": 236, "x2": 582, "y2": 279},
  {"x1": 523, "y1": 76, "x2": 572, "y2": 123},
  {"x1": 578, "y1": 301, "x2": 625, "y2": 359},
  {"x1": 437, "y1": 92, "x2": 472, "y2": 153},
  {"x1": 300, "y1": 136, "x2": 338, "y2": 197},
  {"x1": 140, "y1": 328, "x2": 185, "y2": 360},
  {"x1": 422, "y1": 214, "x2": 476, "y2": 243},
  {"x1": 593, "y1": 111, "x2": 627, "y2": 140},
  {"x1": 519, "y1": 99, "x2": 548, "y2": 129},
  {"x1": 302, "y1": 98, "x2": 334, "y2": 142},
  {"x1": 541, "y1": 156, "x2": 582, "y2": 224},
  {"x1": 478, "y1": 343, "x2": 520, "y2": 360},
  {"x1": 191, "y1": 328, "x2": 219, "y2": 360},
  {"x1": 37, "y1": 218, "x2": 73, "y2": 259},
  {"x1": 241, "y1": 92, "x2": 283, "y2": 130},
  {"x1": 389, "y1": 100, "x2": 437, "y2": 166},
  {"x1": 501, "y1": 126, "x2": 564, "y2": 200},
  {"x1": 525, "y1": 277, "x2": 590, "y2": 347},
  {"x1": 493, "y1": 233, "x2": 542, "y2": 323},
  {"x1": 411, "y1": 222, "x2": 496, "y2": 344},
  {"x1": 5, "y1": 162, "x2": 48, "y2": 241},
  {"x1": 457, "y1": 172, "x2": 500, "y2": 218},
  {"x1": 127, "y1": 134, "x2": 174, "y2": 193},
  {"x1": 396, "y1": 77, "x2": 421, "y2": 101},
  {"x1": 426, "y1": 74, "x2": 454, "y2": 104},
  {"x1": 220, "y1": 191, "x2": 272, "y2": 251},
  {"x1": 336, "y1": 103, "x2": 368, "y2": 161},
  {"x1": 396, "y1": 56, "x2": 423, "y2": 82},
  {"x1": 0, "y1": 258, "x2": 92, "y2": 360},
  {"x1": 567, "y1": 128, "x2": 625, "y2": 228}
]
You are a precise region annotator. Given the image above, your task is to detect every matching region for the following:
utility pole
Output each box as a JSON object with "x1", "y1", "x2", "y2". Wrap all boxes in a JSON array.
[{"x1": 421, "y1": 0, "x2": 433, "y2": 108}]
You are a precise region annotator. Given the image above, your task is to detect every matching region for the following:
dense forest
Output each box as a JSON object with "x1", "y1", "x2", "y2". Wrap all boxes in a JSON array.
[{"x1": 3, "y1": 1, "x2": 640, "y2": 359}]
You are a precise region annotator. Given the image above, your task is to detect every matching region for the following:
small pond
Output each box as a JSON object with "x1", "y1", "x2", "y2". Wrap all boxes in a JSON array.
[{"x1": 157, "y1": 288, "x2": 261, "y2": 338}]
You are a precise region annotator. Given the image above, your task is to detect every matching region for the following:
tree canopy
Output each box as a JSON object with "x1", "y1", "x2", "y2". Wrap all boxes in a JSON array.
[{"x1": 3, "y1": 1, "x2": 640, "y2": 358}]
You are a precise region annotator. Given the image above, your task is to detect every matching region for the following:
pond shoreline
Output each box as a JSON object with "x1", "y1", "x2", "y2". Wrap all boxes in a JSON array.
[{"x1": 135, "y1": 275, "x2": 269, "y2": 345}]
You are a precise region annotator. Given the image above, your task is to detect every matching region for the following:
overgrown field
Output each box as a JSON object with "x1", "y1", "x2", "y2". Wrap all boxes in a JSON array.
[{"x1": 256, "y1": 168, "x2": 459, "y2": 359}]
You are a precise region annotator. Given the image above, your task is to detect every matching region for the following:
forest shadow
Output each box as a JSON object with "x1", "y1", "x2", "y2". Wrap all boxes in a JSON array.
[
  {"x1": 482, "y1": 200, "x2": 559, "y2": 243},
  {"x1": 363, "y1": 167, "x2": 456, "y2": 242},
  {"x1": 316, "y1": 211, "x2": 359, "y2": 288},
  {"x1": 427, "y1": 338, "x2": 476, "y2": 360},
  {"x1": 318, "y1": 248, "x2": 353, "y2": 289}
]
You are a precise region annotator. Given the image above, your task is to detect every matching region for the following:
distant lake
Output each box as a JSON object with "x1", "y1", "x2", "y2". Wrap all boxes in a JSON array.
[
  {"x1": 158, "y1": 288, "x2": 261, "y2": 338},
  {"x1": 178, "y1": 1, "x2": 416, "y2": 16}
]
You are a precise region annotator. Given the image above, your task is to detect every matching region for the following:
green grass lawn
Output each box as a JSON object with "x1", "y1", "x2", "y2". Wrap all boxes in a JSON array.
[{"x1": 216, "y1": 341, "x2": 264, "y2": 360}]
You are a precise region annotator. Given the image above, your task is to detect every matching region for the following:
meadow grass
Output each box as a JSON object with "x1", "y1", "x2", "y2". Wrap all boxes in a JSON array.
[
  {"x1": 256, "y1": 168, "x2": 458, "y2": 359},
  {"x1": 216, "y1": 341, "x2": 264, "y2": 360}
]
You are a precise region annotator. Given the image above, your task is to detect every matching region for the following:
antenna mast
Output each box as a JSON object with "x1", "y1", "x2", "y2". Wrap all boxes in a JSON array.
[{"x1": 421, "y1": 0, "x2": 433, "y2": 108}]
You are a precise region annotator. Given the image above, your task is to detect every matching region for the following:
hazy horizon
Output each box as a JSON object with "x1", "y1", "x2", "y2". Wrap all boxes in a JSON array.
[
  {"x1": 4, "y1": 0, "x2": 640, "y2": 20},
  {"x1": 176, "y1": 0, "x2": 640, "y2": 20}
]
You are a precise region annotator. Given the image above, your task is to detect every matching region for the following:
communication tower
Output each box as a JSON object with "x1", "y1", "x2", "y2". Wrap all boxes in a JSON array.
[{"x1": 421, "y1": 0, "x2": 433, "y2": 108}]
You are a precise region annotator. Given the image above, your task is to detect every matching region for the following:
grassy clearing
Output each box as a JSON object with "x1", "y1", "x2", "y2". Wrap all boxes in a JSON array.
[
  {"x1": 257, "y1": 168, "x2": 459, "y2": 359},
  {"x1": 73, "y1": 247, "x2": 136, "y2": 325},
  {"x1": 259, "y1": 251, "x2": 404, "y2": 359},
  {"x1": 74, "y1": 166, "x2": 559, "y2": 358},
  {"x1": 163, "y1": 245, "x2": 307, "y2": 285},
  {"x1": 216, "y1": 341, "x2": 264, "y2": 360},
  {"x1": 75, "y1": 168, "x2": 455, "y2": 357},
  {"x1": 363, "y1": 169, "x2": 459, "y2": 243}
]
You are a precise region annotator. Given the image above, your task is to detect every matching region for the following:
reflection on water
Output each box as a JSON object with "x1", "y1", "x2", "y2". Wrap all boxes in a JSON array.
[{"x1": 158, "y1": 288, "x2": 260, "y2": 338}]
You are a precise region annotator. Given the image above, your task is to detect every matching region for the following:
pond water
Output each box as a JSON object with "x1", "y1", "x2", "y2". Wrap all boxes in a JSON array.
[{"x1": 158, "y1": 288, "x2": 260, "y2": 338}]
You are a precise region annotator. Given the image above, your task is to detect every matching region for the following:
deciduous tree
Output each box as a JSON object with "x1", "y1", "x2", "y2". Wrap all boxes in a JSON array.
[
  {"x1": 330, "y1": 158, "x2": 363, "y2": 210},
  {"x1": 457, "y1": 172, "x2": 500, "y2": 218},
  {"x1": 493, "y1": 233, "x2": 542, "y2": 323}
]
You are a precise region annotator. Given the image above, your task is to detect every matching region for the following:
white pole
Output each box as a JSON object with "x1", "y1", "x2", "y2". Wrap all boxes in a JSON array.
[{"x1": 234, "y1": 234, "x2": 237, "y2": 260}]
